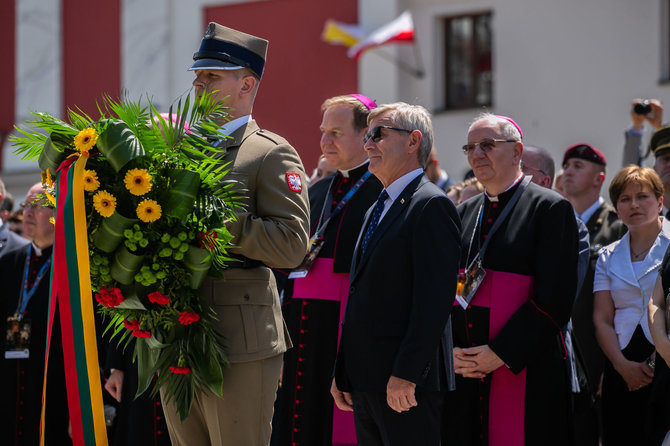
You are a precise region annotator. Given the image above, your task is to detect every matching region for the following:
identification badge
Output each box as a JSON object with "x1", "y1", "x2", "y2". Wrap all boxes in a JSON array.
[
  {"x1": 5, "y1": 317, "x2": 31, "y2": 359},
  {"x1": 455, "y1": 261, "x2": 486, "y2": 310},
  {"x1": 289, "y1": 237, "x2": 325, "y2": 279}
]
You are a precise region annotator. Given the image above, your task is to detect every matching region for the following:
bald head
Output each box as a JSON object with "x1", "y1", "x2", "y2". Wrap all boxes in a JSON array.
[
  {"x1": 522, "y1": 145, "x2": 555, "y2": 188},
  {"x1": 22, "y1": 182, "x2": 55, "y2": 248}
]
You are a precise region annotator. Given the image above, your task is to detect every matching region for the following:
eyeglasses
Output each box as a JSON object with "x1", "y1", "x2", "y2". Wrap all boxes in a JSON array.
[
  {"x1": 364, "y1": 126, "x2": 412, "y2": 144},
  {"x1": 522, "y1": 164, "x2": 547, "y2": 176},
  {"x1": 462, "y1": 138, "x2": 518, "y2": 155}
]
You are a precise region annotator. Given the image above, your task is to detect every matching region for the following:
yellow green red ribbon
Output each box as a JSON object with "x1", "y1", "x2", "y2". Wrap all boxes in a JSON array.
[{"x1": 40, "y1": 153, "x2": 108, "y2": 446}]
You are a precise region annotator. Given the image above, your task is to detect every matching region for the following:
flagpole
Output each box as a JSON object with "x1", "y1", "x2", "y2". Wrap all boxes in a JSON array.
[
  {"x1": 374, "y1": 47, "x2": 424, "y2": 78},
  {"x1": 412, "y1": 40, "x2": 426, "y2": 79}
]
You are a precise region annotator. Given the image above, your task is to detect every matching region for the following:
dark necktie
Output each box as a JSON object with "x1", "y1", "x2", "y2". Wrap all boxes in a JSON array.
[{"x1": 361, "y1": 190, "x2": 389, "y2": 254}]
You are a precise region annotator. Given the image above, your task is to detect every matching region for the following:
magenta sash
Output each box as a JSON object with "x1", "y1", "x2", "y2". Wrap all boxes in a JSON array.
[
  {"x1": 455, "y1": 269, "x2": 534, "y2": 446},
  {"x1": 292, "y1": 258, "x2": 357, "y2": 445}
]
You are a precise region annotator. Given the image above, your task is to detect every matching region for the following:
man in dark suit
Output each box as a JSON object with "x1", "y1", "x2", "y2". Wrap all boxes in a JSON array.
[
  {"x1": 562, "y1": 143, "x2": 626, "y2": 445},
  {"x1": 160, "y1": 23, "x2": 310, "y2": 446},
  {"x1": 331, "y1": 102, "x2": 461, "y2": 445},
  {"x1": 0, "y1": 177, "x2": 28, "y2": 258}
]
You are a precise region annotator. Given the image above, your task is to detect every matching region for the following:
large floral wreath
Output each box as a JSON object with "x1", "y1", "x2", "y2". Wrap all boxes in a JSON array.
[{"x1": 12, "y1": 92, "x2": 240, "y2": 421}]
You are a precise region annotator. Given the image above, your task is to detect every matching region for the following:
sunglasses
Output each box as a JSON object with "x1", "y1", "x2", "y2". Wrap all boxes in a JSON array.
[
  {"x1": 462, "y1": 138, "x2": 518, "y2": 155},
  {"x1": 364, "y1": 126, "x2": 412, "y2": 143}
]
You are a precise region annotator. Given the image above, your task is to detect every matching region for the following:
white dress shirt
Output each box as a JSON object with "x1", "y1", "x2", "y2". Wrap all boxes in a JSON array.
[
  {"x1": 378, "y1": 168, "x2": 423, "y2": 222},
  {"x1": 575, "y1": 197, "x2": 604, "y2": 223},
  {"x1": 593, "y1": 218, "x2": 670, "y2": 349},
  {"x1": 217, "y1": 114, "x2": 251, "y2": 137}
]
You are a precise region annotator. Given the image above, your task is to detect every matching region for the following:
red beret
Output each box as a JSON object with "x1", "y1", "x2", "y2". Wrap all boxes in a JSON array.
[{"x1": 562, "y1": 143, "x2": 606, "y2": 167}]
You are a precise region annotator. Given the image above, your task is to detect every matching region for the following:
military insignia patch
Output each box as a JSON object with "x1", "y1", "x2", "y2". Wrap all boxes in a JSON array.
[{"x1": 286, "y1": 173, "x2": 302, "y2": 192}]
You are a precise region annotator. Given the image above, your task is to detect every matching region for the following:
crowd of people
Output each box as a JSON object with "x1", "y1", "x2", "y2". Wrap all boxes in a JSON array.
[{"x1": 2, "y1": 21, "x2": 670, "y2": 446}]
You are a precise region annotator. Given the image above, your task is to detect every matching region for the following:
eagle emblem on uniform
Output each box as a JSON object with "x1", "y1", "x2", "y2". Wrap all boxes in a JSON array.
[
  {"x1": 204, "y1": 23, "x2": 215, "y2": 39},
  {"x1": 286, "y1": 172, "x2": 302, "y2": 192}
]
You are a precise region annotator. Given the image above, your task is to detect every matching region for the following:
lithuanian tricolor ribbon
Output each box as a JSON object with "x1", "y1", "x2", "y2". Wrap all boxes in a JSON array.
[{"x1": 41, "y1": 153, "x2": 108, "y2": 445}]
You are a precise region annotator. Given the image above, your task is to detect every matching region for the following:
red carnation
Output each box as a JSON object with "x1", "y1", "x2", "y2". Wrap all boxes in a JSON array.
[
  {"x1": 131, "y1": 329, "x2": 151, "y2": 338},
  {"x1": 197, "y1": 231, "x2": 218, "y2": 250},
  {"x1": 123, "y1": 319, "x2": 140, "y2": 331},
  {"x1": 178, "y1": 311, "x2": 200, "y2": 326},
  {"x1": 95, "y1": 286, "x2": 124, "y2": 308},
  {"x1": 169, "y1": 366, "x2": 191, "y2": 375},
  {"x1": 148, "y1": 291, "x2": 170, "y2": 305}
]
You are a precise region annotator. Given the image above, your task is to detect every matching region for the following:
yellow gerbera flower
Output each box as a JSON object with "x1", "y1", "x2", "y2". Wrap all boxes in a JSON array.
[
  {"x1": 93, "y1": 190, "x2": 116, "y2": 218},
  {"x1": 124, "y1": 168, "x2": 152, "y2": 196},
  {"x1": 45, "y1": 191, "x2": 57, "y2": 206},
  {"x1": 41, "y1": 168, "x2": 54, "y2": 188},
  {"x1": 83, "y1": 169, "x2": 100, "y2": 191},
  {"x1": 137, "y1": 199, "x2": 161, "y2": 223},
  {"x1": 74, "y1": 127, "x2": 98, "y2": 153}
]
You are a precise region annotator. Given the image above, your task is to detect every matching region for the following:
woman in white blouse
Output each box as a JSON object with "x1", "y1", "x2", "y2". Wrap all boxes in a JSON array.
[{"x1": 593, "y1": 165, "x2": 669, "y2": 445}]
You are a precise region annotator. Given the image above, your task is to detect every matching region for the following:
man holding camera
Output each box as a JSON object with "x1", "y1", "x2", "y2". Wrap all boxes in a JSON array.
[
  {"x1": 622, "y1": 99, "x2": 670, "y2": 217},
  {"x1": 622, "y1": 99, "x2": 663, "y2": 166}
]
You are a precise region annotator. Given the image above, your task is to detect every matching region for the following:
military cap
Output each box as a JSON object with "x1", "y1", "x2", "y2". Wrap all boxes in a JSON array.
[
  {"x1": 189, "y1": 23, "x2": 268, "y2": 79},
  {"x1": 563, "y1": 143, "x2": 606, "y2": 167},
  {"x1": 650, "y1": 125, "x2": 670, "y2": 158}
]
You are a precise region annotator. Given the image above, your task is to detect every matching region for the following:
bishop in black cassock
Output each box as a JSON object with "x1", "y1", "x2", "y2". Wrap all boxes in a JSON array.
[{"x1": 444, "y1": 115, "x2": 578, "y2": 446}]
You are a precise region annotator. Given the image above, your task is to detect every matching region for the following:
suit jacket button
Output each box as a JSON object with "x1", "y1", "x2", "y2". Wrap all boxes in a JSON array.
[
  {"x1": 349, "y1": 286, "x2": 355, "y2": 294},
  {"x1": 244, "y1": 294, "x2": 250, "y2": 301}
]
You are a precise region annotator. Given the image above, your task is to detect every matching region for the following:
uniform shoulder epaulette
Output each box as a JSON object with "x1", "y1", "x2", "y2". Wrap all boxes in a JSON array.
[{"x1": 254, "y1": 128, "x2": 288, "y2": 146}]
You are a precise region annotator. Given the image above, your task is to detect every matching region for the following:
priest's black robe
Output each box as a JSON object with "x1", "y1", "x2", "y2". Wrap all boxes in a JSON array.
[
  {"x1": 443, "y1": 180, "x2": 578, "y2": 446},
  {"x1": 0, "y1": 245, "x2": 71, "y2": 446}
]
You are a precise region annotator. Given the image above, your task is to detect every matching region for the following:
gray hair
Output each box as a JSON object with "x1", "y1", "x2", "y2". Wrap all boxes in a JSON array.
[
  {"x1": 368, "y1": 102, "x2": 433, "y2": 168},
  {"x1": 467, "y1": 112, "x2": 522, "y2": 141}
]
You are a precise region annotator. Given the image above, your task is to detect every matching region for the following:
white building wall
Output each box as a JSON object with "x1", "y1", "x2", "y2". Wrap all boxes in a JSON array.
[
  {"x1": 360, "y1": 0, "x2": 670, "y2": 188},
  {"x1": 4, "y1": 0, "x2": 261, "y2": 203}
]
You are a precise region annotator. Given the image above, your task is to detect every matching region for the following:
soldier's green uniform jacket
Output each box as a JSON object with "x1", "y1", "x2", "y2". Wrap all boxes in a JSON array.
[{"x1": 201, "y1": 119, "x2": 310, "y2": 363}]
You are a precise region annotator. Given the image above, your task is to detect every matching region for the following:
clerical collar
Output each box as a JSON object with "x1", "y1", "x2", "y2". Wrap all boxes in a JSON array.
[
  {"x1": 576, "y1": 197, "x2": 604, "y2": 223},
  {"x1": 484, "y1": 173, "x2": 524, "y2": 202},
  {"x1": 218, "y1": 115, "x2": 251, "y2": 137},
  {"x1": 31, "y1": 242, "x2": 43, "y2": 257},
  {"x1": 30, "y1": 242, "x2": 53, "y2": 258},
  {"x1": 339, "y1": 160, "x2": 370, "y2": 178}
]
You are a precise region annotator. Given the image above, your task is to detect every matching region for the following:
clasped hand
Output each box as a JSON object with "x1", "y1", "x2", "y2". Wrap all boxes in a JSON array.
[{"x1": 453, "y1": 345, "x2": 504, "y2": 379}]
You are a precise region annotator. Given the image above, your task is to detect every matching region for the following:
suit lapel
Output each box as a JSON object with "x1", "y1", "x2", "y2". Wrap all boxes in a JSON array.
[
  {"x1": 351, "y1": 205, "x2": 374, "y2": 275},
  {"x1": 636, "y1": 218, "x2": 670, "y2": 278},
  {"x1": 351, "y1": 175, "x2": 425, "y2": 283},
  {"x1": 609, "y1": 232, "x2": 639, "y2": 287}
]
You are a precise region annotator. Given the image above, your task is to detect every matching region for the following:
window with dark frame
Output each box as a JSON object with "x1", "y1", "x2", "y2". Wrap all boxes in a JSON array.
[{"x1": 444, "y1": 12, "x2": 493, "y2": 110}]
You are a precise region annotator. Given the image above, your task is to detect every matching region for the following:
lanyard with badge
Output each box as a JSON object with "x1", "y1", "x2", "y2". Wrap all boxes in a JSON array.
[
  {"x1": 455, "y1": 176, "x2": 531, "y2": 309},
  {"x1": 5, "y1": 245, "x2": 51, "y2": 359},
  {"x1": 290, "y1": 171, "x2": 372, "y2": 279}
]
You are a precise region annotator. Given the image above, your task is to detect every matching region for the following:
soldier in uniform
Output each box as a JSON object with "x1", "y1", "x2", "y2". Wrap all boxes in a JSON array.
[
  {"x1": 159, "y1": 23, "x2": 310, "y2": 446},
  {"x1": 562, "y1": 143, "x2": 626, "y2": 445}
]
